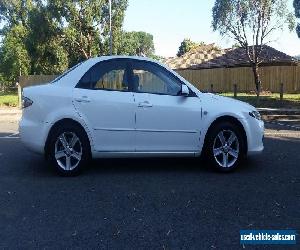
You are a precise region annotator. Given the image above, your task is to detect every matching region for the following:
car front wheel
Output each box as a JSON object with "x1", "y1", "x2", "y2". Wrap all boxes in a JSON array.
[{"x1": 204, "y1": 121, "x2": 245, "y2": 172}]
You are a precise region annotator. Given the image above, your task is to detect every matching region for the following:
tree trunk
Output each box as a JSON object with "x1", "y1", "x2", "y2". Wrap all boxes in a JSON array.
[{"x1": 251, "y1": 64, "x2": 261, "y2": 105}]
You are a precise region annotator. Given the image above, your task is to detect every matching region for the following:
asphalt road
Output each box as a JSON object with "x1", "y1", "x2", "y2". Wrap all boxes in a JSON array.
[{"x1": 0, "y1": 120, "x2": 299, "y2": 249}]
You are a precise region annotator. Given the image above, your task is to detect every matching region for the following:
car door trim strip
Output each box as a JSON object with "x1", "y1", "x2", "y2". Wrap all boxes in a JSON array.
[{"x1": 94, "y1": 127, "x2": 198, "y2": 133}]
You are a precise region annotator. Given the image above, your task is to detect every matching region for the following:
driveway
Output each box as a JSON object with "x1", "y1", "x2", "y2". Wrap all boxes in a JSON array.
[{"x1": 0, "y1": 117, "x2": 299, "y2": 249}]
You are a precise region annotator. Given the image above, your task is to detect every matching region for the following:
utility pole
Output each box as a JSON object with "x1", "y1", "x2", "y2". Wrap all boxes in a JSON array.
[{"x1": 109, "y1": 0, "x2": 112, "y2": 55}]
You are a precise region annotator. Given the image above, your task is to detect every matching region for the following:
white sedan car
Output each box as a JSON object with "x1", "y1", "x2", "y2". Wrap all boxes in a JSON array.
[{"x1": 20, "y1": 56, "x2": 264, "y2": 175}]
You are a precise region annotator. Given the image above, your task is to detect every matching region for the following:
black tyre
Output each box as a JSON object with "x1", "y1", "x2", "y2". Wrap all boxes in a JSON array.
[
  {"x1": 203, "y1": 121, "x2": 245, "y2": 172},
  {"x1": 48, "y1": 122, "x2": 91, "y2": 176}
]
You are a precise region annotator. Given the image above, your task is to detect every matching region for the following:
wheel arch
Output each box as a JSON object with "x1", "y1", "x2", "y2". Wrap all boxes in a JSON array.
[
  {"x1": 44, "y1": 118, "x2": 92, "y2": 158},
  {"x1": 203, "y1": 115, "x2": 248, "y2": 155}
]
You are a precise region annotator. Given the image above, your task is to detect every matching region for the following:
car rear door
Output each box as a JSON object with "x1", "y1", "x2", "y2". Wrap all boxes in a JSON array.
[{"x1": 73, "y1": 59, "x2": 135, "y2": 152}]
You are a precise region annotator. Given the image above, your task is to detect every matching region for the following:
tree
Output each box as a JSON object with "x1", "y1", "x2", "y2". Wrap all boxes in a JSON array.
[
  {"x1": 0, "y1": 0, "x2": 32, "y2": 27},
  {"x1": 212, "y1": 0, "x2": 294, "y2": 99},
  {"x1": 49, "y1": 0, "x2": 128, "y2": 62},
  {"x1": 132, "y1": 31, "x2": 155, "y2": 56},
  {"x1": 0, "y1": 24, "x2": 31, "y2": 83},
  {"x1": 177, "y1": 38, "x2": 204, "y2": 57},
  {"x1": 0, "y1": 0, "x2": 69, "y2": 78},
  {"x1": 119, "y1": 31, "x2": 155, "y2": 56},
  {"x1": 0, "y1": 0, "x2": 129, "y2": 80},
  {"x1": 294, "y1": 0, "x2": 300, "y2": 37},
  {"x1": 26, "y1": 3, "x2": 69, "y2": 74},
  {"x1": 101, "y1": 0, "x2": 129, "y2": 55},
  {"x1": 0, "y1": 0, "x2": 160, "y2": 83}
]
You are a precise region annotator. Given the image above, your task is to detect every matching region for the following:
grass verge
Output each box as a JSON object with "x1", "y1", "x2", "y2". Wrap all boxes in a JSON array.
[
  {"x1": 220, "y1": 93, "x2": 300, "y2": 109},
  {"x1": 0, "y1": 91, "x2": 19, "y2": 107}
]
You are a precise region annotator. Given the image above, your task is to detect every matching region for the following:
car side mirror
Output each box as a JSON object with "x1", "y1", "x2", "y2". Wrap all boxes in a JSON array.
[{"x1": 181, "y1": 84, "x2": 190, "y2": 96}]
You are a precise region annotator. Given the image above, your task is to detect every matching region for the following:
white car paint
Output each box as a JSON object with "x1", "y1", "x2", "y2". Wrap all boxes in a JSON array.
[
  {"x1": 19, "y1": 56, "x2": 264, "y2": 160},
  {"x1": 133, "y1": 92, "x2": 201, "y2": 152}
]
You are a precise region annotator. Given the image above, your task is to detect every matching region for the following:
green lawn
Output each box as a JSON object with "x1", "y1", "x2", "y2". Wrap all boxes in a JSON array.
[
  {"x1": 220, "y1": 92, "x2": 300, "y2": 109},
  {"x1": 0, "y1": 91, "x2": 19, "y2": 107}
]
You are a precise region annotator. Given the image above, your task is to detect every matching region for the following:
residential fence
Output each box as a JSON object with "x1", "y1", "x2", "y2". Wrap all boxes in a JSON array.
[
  {"x1": 0, "y1": 86, "x2": 18, "y2": 93},
  {"x1": 17, "y1": 66, "x2": 300, "y2": 95},
  {"x1": 176, "y1": 66, "x2": 300, "y2": 93},
  {"x1": 18, "y1": 75, "x2": 58, "y2": 88},
  {"x1": 16, "y1": 75, "x2": 57, "y2": 107}
]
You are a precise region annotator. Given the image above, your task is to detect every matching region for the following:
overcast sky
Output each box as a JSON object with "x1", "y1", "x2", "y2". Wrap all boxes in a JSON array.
[{"x1": 123, "y1": 0, "x2": 300, "y2": 57}]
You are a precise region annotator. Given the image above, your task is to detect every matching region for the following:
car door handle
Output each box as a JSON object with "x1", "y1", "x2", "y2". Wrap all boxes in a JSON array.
[
  {"x1": 75, "y1": 96, "x2": 91, "y2": 103},
  {"x1": 138, "y1": 101, "x2": 153, "y2": 108}
]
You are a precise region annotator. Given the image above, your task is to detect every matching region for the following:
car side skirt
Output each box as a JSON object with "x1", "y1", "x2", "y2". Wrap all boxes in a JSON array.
[{"x1": 92, "y1": 151, "x2": 200, "y2": 158}]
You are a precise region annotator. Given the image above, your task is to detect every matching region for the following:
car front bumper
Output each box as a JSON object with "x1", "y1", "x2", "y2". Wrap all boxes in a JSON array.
[{"x1": 243, "y1": 117, "x2": 264, "y2": 156}]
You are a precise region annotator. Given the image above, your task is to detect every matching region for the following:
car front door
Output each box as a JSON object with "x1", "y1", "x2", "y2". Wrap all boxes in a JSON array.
[
  {"x1": 130, "y1": 60, "x2": 202, "y2": 153},
  {"x1": 73, "y1": 59, "x2": 135, "y2": 152}
]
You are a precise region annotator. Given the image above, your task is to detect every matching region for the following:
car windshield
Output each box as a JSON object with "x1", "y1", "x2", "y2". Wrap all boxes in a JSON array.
[{"x1": 51, "y1": 61, "x2": 84, "y2": 83}]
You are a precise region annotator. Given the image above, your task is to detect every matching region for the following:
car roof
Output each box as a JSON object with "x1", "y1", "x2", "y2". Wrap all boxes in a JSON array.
[
  {"x1": 51, "y1": 55, "x2": 201, "y2": 95},
  {"x1": 53, "y1": 56, "x2": 163, "y2": 86},
  {"x1": 87, "y1": 55, "x2": 160, "y2": 64}
]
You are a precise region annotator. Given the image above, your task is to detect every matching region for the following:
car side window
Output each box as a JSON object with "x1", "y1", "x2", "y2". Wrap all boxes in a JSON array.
[
  {"x1": 94, "y1": 69, "x2": 127, "y2": 90},
  {"x1": 131, "y1": 61, "x2": 182, "y2": 96},
  {"x1": 77, "y1": 60, "x2": 129, "y2": 91}
]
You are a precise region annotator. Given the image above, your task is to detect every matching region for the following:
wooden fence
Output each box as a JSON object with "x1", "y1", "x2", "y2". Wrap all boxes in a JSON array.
[
  {"x1": 18, "y1": 65, "x2": 300, "y2": 94},
  {"x1": 176, "y1": 66, "x2": 300, "y2": 93},
  {"x1": 18, "y1": 75, "x2": 57, "y2": 88}
]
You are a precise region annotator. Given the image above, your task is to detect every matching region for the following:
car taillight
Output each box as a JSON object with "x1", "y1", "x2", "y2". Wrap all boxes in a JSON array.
[{"x1": 22, "y1": 96, "x2": 33, "y2": 109}]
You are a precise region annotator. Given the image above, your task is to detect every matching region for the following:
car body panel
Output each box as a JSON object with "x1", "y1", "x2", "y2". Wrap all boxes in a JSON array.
[
  {"x1": 19, "y1": 56, "x2": 264, "y2": 159},
  {"x1": 73, "y1": 88, "x2": 136, "y2": 152},
  {"x1": 134, "y1": 92, "x2": 202, "y2": 152},
  {"x1": 197, "y1": 93, "x2": 264, "y2": 154}
]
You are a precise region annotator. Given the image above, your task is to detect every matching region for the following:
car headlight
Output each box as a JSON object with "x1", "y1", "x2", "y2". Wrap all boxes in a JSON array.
[{"x1": 249, "y1": 111, "x2": 262, "y2": 121}]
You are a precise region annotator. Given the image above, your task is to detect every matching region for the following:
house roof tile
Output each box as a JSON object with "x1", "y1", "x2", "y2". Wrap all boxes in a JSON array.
[{"x1": 164, "y1": 44, "x2": 298, "y2": 70}]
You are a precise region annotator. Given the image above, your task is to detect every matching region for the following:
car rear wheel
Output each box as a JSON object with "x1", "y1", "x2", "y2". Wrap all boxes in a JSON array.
[
  {"x1": 48, "y1": 123, "x2": 90, "y2": 176},
  {"x1": 204, "y1": 121, "x2": 245, "y2": 172}
]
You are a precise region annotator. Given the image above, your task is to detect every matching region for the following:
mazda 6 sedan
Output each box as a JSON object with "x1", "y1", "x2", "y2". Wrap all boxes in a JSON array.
[{"x1": 19, "y1": 56, "x2": 264, "y2": 175}]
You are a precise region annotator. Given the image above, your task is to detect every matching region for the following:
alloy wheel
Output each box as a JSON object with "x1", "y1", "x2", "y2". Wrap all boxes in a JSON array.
[
  {"x1": 54, "y1": 132, "x2": 82, "y2": 171},
  {"x1": 213, "y1": 130, "x2": 240, "y2": 168}
]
